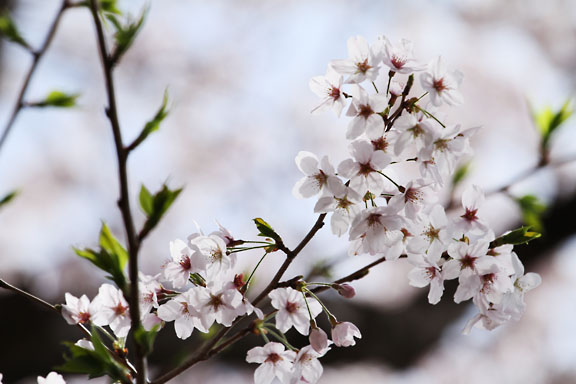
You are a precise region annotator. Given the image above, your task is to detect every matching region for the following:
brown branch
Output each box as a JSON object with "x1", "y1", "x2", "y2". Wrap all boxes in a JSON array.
[
  {"x1": 251, "y1": 213, "x2": 327, "y2": 307},
  {"x1": 0, "y1": 0, "x2": 71, "y2": 153},
  {"x1": 87, "y1": 1, "x2": 145, "y2": 382}
]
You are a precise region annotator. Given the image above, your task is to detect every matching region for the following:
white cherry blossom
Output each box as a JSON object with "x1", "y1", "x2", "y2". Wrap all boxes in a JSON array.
[
  {"x1": 377, "y1": 36, "x2": 424, "y2": 74},
  {"x1": 292, "y1": 151, "x2": 342, "y2": 199},
  {"x1": 345, "y1": 85, "x2": 388, "y2": 140},
  {"x1": 91, "y1": 284, "x2": 131, "y2": 338},
  {"x1": 331, "y1": 35, "x2": 381, "y2": 84},
  {"x1": 269, "y1": 287, "x2": 322, "y2": 336},
  {"x1": 37, "y1": 372, "x2": 66, "y2": 384},
  {"x1": 309, "y1": 67, "x2": 346, "y2": 116},
  {"x1": 338, "y1": 140, "x2": 391, "y2": 196},
  {"x1": 246, "y1": 342, "x2": 297, "y2": 384},
  {"x1": 420, "y1": 56, "x2": 463, "y2": 106}
]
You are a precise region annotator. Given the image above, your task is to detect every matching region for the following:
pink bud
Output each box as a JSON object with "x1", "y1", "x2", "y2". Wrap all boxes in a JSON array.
[
  {"x1": 331, "y1": 321, "x2": 361, "y2": 347},
  {"x1": 335, "y1": 283, "x2": 356, "y2": 298},
  {"x1": 309, "y1": 326, "x2": 329, "y2": 353}
]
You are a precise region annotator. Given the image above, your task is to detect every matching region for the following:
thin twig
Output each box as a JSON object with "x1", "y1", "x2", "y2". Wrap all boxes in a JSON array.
[
  {"x1": 0, "y1": 0, "x2": 71, "y2": 154},
  {"x1": 88, "y1": 1, "x2": 145, "y2": 382}
]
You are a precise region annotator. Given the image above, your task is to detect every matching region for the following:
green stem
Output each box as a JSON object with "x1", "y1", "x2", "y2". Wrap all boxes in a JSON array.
[
  {"x1": 417, "y1": 105, "x2": 446, "y2": 128},
  {"x1": 304, "y1": 288, "x2": 337, "y2": 323},
  {"x1": 245, "y1": 252, "x2": 270, "y2": 288},
  {"x1": 264, "y1": 327, "x2": 297, "y2": 351},
  {"x1": 372, "y1": 81, "x2": 379, "y2": 93},
  {"x1": 377, "y1": 171, "x2": 403, "y2": 191}
]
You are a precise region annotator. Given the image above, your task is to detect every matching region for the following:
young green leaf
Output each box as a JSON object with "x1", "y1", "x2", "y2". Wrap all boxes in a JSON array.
[
  {"x1": 253, "y1": 218, "x2": 282, "y2": 243},
  {"x1": 490, "y1": 226, "x2": 541, "y2": 248},
  {"x1": 140, "y1": 184, "x2": 183, "y2": 238},
  {"x1": 133, "y1": 325, "x2": 160, "y2": 356},
  {"x1": 74, "y1": 223, "x2": 128, "y2": 290},
  {"x1": 0, "y1": 12, "x2": 30, "y2": 50},
  {"x1": 516, "y1": 195, "x2": 546, "y2": 232},
  {"x1": 79, "y1": 0, "x2": 122, "y2": 15},
  {"x1": 107, "y1": 7, "x2": 148, "y2": 66},
  {"x1": 139, "y1": 185, "x2": 154, "y2": 216},
  {"x1": 452, "y1": 162, "x2": 470, "y2": 186},
  {"x1": 533, "y1": 99, "x2": 573, "y2": 149},
  {"x1": 57, "y1": 326, "x2": 131, "y2": 382},
  {"x1": 0, "y1": 190, "x2": 18, "y2": 209},
  {"x1": 128, "y1": 90, "x2": 170, "y2": 151},
  {"x1": 29, "y1": 91, "x2": 80, "y2": 108}
]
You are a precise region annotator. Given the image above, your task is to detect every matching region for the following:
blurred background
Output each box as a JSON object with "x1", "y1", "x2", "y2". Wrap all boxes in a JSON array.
[{"x1": 1, "y1": 0, "x2": 576, "y2": 383}]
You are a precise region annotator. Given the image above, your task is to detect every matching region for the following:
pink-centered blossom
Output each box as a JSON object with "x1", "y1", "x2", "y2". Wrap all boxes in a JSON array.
[
  {"x1": 269, "y1": 287, "x2": 322, "y2": 336},
  {"x1": 377, "y1": 36, "x2": 424, "y2": 74},
  {"x1": 246, "y1": 342, "x2": 297, "y2": 384},
  {"x1": 309, "y1": 67, "x2": 346, "y2": 116},
  {"x1": 331, "y1": 35, "x2": 381, "y2": 84},
  {"x1": 292, "y1": 151, "x2": 342, "y2": 199},
  {"x1": 163, "y1": 239, "x2": 207, "y2": 288},
  {"x1": 345, "y1": 85, "x2": 388, "y2": 140},
  {"x1": 91, "y1": 284, "x2": 131, "y2": 338},
  {"x1": 291, "y1": 345, "x2": 326, "y2": 384},
  {"x1": 338, "y1": 140, "x2": 391, "y2": 196},
  {"x1": 61, "y1": 293, "x2": 97, "y2": 325},
  {"x1": 420, "y1": 56, "x2": 463, "y2": 106}
]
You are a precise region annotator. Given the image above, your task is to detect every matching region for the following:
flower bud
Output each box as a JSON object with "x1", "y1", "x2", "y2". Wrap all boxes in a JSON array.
[
  {"x1": 333, "y1": 283, "x2": 356, "y2": 298},
  {"x1": 331, "y1": 321, "x2": 362, "y2": 347},
  {"x1": 309, "y1": 326, "x2": 329, "y2": 353}
]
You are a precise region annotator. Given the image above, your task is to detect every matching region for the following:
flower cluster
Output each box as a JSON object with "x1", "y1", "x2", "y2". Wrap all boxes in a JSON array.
[
  {"x1": 51, "y1": 34, "x2": 541, "y2": 384},
  {"x1": 300, "y1": 34, "x2": 541, "y2": 352}
]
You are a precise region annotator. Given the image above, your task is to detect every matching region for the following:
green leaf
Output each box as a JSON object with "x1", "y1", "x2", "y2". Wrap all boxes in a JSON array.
[
  {"x1": 107, "y1": 7, "x2": 148, "y2": 65},
  {"x1": 99, "y1": 223, "x2": 129, "y2": 271},
  {"x1": 139, "y1": 185, "x2": 153, "y2": 216},
  {"x1": 79, "y1": 0, "x2": 122, "y2": 15},
  {"x1": 516, "y1": 195, "x2": 546, "y2": 232},
  {"x1": 490, "y1": 226, "x2": 541, "y2": 248},
  {"x1": 0, "y1": 12, "x2": 30, "y2": 49},
  {"x1": 133, "y1": 325, "x2": 159, "y2": 356},
  {"x1": 253, "y1": 218, "x2": 282, "y2": 243},
  {"x1": 74, "y1": 223, "x2": 128, "y2": 290},
  {"x1": 140, "y1": 184, "x2": 183, "y2": 236},
  {"x1": 0, "y1": 190, "x2": 18, "y2": 209},
  {"x1": 129, "y1": 90, "x2": 170, "y2": 150},
  {"x1": 533, "y1": 99, "x2": 573, "y2": 149},
  {"x1": 32, "y1": 91, "x2": 80, "y2": 108},
  {"x1": 452, "y1": 162, "x2": 470, "y2": 186},
  {"x1": 57, "y1": 326, "x2": 131, "y2": 383}
]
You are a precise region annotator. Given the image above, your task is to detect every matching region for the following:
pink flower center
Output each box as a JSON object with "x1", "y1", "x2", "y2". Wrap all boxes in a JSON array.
[
  {"x1": 371, "y1": 137, "x2": 388, "y2": 152},
  {"x1": 391, "y1": 55, "x2": 407, "y2": 69},
  {"x1": 356, "y1": 59, "x2": 372, "y2": 74},
  {"x1": 179, "y1": 256, "x2": 191, "y2": 271},
  {"x1": 461, "y1": 208, "x2": 478, "y2": 222},
  {"x1": 358, "y1": 104, "x2": 374, "y2": 119},
  {"x1": 433, "y1": 78, "x2": 447, "y2": 92},
  {"x1": 78, "y1": 312, "x2": 91, "y2": 324},
  {"x1": 329, "y1": 87, "x2": 341, "y2": 100},
  {"x1": 404, "y1": 187, "x2": 422, "y2": 203},
  {"x1": 286, "y1": 301, "x2": 299, "y2": 313},
  {"x1": 366, "y1": 213, "x2": 382, "y2": 227},
  {"x1": 114, "y1": 303, "x2": 128, "y2": 316},
  {"x1": 358, "y1": 162, "x2": 375, "y2": 176},
  {"x1": 265, "y1": 353, "x2": 282, "y2": 363},
  {"x1": 460, "y1": 254, "x2": 476, "y2": 270}
]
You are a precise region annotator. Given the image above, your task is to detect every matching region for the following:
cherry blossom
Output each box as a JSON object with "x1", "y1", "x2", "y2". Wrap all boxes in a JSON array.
[
  {"x1": 377, "y1": 36, "x2": 424, "y2": 74},
  {"x1": 292, "y1": 151, "x2": 342, "y2": 199},
  {"x1": 331, "y1": 35, "x2": 381, "y2": 84},
  {"x1": 291, "y1": 345, "x2": 325, "y2": 384},
  {"x1": 345, "y1": 85, "x2": 388, "y2": 140},
  {"x1": 37, "y1": 372, "x2": 66, "y2": 384},
  {"x1": 156, "y1": 288, "x2": 210, "y2": 339},
  {"x1": 309, "y1": 326, "x2": 330, "y2": 353},
  {"x1": 309, "y1": 67, "x2": 346, "y2": 116},
  {"x1": 163, "y1": 239, "x2": 206, "y2": 288},
  {"x1": 269, "y1": 287, "x2": 322, "y2": 336},
  {"x1": 420, "y1": 56, "x2": 463, "y2": 106},
  {"x1": 246, "y1": 342, "x2": 297, "y2": 384},
  {"x1": 91, "y1": 284, "x2": 131, "y2": 338},
  {"x1": 407, "y1": 251, "x2": 446, "y2": 304},
  {"x1": 61, "y1": 293, "x2": 97, "y2": 325},
  {"x1": 331, "y1": 321, "x2": 362, "y2": 347},
  {"x1": 338, "y1": 140, "x2": 391, "y2": 196}
]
